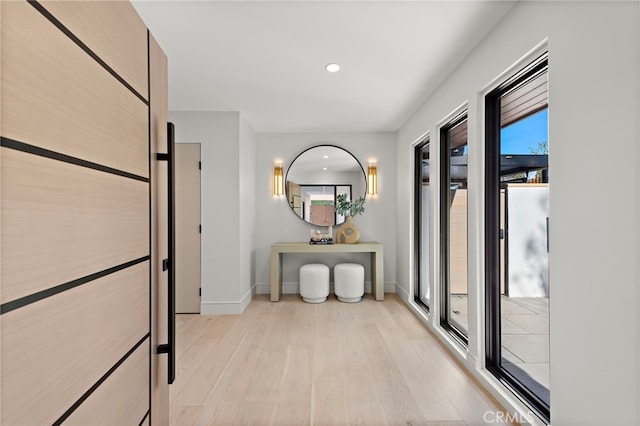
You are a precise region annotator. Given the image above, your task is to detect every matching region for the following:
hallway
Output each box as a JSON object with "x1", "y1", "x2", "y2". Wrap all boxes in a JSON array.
[{"x1": 169, "y1": 294, "x2": 509, "y2": 425}]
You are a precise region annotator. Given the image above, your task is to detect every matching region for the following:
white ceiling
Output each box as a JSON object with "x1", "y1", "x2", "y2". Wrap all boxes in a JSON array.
[{"x1": 132, "y1": 1, "x2": 516, "y2": 133}]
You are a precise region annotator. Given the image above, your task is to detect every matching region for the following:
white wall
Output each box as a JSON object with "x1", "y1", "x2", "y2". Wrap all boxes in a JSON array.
[
  {"x1": 636, "y1": 3, "x2": 640, "y2": 417},
  {"x1": 636, "y1": 2, "x2": 640, "y2": 419},
  {"x1": 396, "y1": 1, "x2": 639, "y2": 424},
  {"x1": 169, "y1": 114, "x2": 391, "y2": 307},
  {"x1": 255, "y1": 132, "x2": 396, "y2": 294},
  {"x1": 170, "y1": 111, "x2": 256, "y2": 314},
  {"x1": 506, "y1": 186, "x2": 549, "y2": 298},
  {"x1": 239, "y1": 114, "x2": 257, "y2": 307}
]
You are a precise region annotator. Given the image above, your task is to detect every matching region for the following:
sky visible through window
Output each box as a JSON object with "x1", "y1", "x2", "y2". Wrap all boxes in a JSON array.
[{"x1": 501, "y1": 109, "x2": 548, "y2": 154}]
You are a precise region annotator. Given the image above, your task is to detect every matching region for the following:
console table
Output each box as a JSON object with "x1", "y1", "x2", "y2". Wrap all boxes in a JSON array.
[{"x1": 270, "y1": 242, "x2": 384, "y2": 302}]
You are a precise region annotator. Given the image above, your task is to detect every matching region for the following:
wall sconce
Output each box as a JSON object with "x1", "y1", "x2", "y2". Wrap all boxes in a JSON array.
[
  {"x1": 367, "y1": 165, "x2": 378, "y2": 196},
  {"x1": 273, "y1": 165, "x2": 284, "y2": 196}
]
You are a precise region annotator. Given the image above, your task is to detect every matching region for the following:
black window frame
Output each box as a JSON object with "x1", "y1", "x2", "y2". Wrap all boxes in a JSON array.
[
  {"x1": 440, "y1": 111, "x2": 469, "y2": 346},
  {"x1": 413, "y1": 137, "x2": 430, "y2": 312},
  {"x1": 485, "y1": 53, "x2": 550, "y2": 423}
]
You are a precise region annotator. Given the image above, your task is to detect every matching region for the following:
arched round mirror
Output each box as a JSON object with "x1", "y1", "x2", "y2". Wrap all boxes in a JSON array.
[{"x1": 285, "y1": 145, "x2": 365, "y2": 226}]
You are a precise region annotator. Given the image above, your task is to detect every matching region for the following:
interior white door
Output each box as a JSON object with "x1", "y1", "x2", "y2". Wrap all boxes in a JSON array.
[{"x1": 175, "y1": 143, "x2": 201, "y2": 313}]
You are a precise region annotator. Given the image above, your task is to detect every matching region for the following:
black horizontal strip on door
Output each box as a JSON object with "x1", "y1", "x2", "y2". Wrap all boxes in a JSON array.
[
  {"x1": 53, "y1": 333, "x2": 151, "y2": 426},
  {"x1": 0, "y1": 256, "x2": 150, "y2": 315},
  {"x1": 139, "y1": 409, "x2": 150, "y2": 426},
  {"x1": 0, "y1": 137, "x2": 149, "y2": 183},
  {"x1": 27, "y1": 0, "x2": 149, "y2": 106}
]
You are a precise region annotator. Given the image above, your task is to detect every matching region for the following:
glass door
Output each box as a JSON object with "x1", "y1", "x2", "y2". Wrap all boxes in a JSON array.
[
  {"x1": 414, "y1": 138, "x2": 430, "y2": 311},
  {"x1": 440, "y1": 113, "x2": 469, "y2": 343},
  {"x1": 485, "y1": 54, "x2": 549, "y2": 422}
]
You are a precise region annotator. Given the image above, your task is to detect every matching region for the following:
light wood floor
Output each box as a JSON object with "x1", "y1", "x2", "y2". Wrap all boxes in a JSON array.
[{"x1": 170, "y1": 293, "x2": 509, "y2": 425}]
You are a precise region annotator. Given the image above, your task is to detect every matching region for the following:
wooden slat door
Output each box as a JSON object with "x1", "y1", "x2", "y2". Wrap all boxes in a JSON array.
[{"x1": 0, "y1": 1, "x2": 168, "y2": 424}]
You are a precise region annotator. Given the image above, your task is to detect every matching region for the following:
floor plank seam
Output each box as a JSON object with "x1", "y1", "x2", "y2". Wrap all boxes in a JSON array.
[{"x1": 201, "y1": 330, "x2": 250, "y2": 405}]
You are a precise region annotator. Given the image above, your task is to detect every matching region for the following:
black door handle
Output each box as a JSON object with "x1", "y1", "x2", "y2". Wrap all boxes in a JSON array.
[{"x1": 156, "y1": 122, "x2": 175, "y2": 385}]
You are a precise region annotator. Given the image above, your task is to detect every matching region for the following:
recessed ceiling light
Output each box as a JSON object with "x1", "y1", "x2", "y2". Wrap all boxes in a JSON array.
[
  {"x1": 322, "y1": 167, "x2": 327, "y2": 170},
  {"x1": 325, "y1": 63, "x2": 340, "y2": 73},
  {"x1": 323, "y1": 155, "x2": 329, "y2": 159}
]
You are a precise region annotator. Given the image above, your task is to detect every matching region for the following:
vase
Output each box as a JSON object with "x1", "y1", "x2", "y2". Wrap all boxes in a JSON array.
[{"x1": 336, "y1": 215, "x2": 360, "y2": 244}]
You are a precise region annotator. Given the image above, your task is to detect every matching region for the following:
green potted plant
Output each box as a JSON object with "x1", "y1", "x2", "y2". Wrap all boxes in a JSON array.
[
  {"x1": 335, "y1": 193, "x2": 365, "y2": 217},
  {"x1": 334, "y1": 193, "x2": 366, "y2": 243}
]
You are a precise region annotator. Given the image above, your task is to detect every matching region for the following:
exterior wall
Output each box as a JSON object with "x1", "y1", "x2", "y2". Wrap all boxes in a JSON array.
[
  {"x1": 0, "y1": 1, "x2": 168, "y2": 423},
  {"x1": 396, "y1": 1, "x2": 639, "y2": 424}
]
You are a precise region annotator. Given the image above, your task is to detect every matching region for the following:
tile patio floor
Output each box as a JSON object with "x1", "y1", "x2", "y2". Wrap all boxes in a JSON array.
[{"x1": 450, "y1": 295, "x2": 550, "y2": 405}]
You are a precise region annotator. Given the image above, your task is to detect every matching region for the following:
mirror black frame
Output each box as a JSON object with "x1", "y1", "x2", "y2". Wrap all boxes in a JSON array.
[{"x1": 285, "y1": 144, "x2": 365, "y2": 226}]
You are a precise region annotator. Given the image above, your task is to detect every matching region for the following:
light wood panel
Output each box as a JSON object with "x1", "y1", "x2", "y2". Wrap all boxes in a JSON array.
[
  {"x1": 1, "y1": 1, "x2": 148, "y2": 177},
  {"x1": 501, "y1": 69, "x2": 548, "y2": 127},
  {"x1": 39, "y1": 0, "x2": 149, "y2": 99},
  {"x1": 449, "y1": 118, "x2": 468, "y2": 150},
  {"x1": 1, "y1": 1, "x2": 166, "y2": 424},
  {"x1": 149, "y1": 32, "x2": 170, "y2": 426},
  {"x1": 0, "y1": 148, "x2": 148, "y2": 303},
  {"x1": 64, "y1": 340, "x2": 150, "y2": 425},
  {"x1": 450, "y1": 189, "x2": 468, "y2": 294},
  {"x1": 176, "y1": 143, "x2": 202, "y2": 314},
  {"x1": 0, "y1": 262, "x2": 149, "y2": 425},
  {"x1": 171, "y1": 294, "x2": 511, "y2": 425}
]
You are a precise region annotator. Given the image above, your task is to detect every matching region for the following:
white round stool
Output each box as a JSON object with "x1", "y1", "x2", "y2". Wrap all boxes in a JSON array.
[
  {"x1": 299, "y1": 263, "x2": 330, "y2": 303},
  {"x1": 334, "y1": 263, "x2": 365, "y2": 303}
]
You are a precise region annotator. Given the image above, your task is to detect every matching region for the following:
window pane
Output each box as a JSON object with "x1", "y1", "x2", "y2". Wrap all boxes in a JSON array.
[
  {"x1": 414, "y1": 141, "x2": 430, "y2": 309},
  {"x1": 446, "y1": 118, "x2": 468, "y2": 337},
  {"x1": 499, "y1": 106, "x2": 550, "y2": 407},
  {"x1": 485, "y1": 54, "x2": 550, "y2": 422},
  {"x1": 441, "y1": 115, "x2": 468, "y2": 342}
]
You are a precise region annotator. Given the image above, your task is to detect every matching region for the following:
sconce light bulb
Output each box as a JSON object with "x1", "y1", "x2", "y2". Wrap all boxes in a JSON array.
[
  {"x1": 367, "y1": 165, "x2": 378, "y2": 196},
  {"x1": 274, "y1": 165, "x2": 284, "y2": 196}
]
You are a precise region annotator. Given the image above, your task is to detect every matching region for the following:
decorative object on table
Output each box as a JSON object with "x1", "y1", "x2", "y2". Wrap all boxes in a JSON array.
[
  {"x1": 309, "y1": 228, "x2": 333, "y2": 245},
  {"x1": 336, "y1": 216, "x2": 360, "y2": 244},
  {"x1": 334, "y1": 193, "x2": 365, "y2": 244}
]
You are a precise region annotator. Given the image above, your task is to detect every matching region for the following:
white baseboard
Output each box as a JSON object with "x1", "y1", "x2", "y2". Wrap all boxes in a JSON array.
[
  {"x1": 255, "y1": 282, "x2": 397, "y2": 295},
  {"x1": 394, "y1": 283, "x2": 411, "y2": 302},
  {"x1": 240, "y1": 285, "x2": 255, "y2": 311},
  {"x1": 383, "y1": 283, "x2": 396, "y2": 293},
  {"x1": 200, "y1": 285, "x2": 255, "y2": 315}
]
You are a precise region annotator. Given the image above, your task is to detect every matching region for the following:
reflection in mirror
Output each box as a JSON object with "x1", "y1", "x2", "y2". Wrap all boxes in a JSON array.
[{"x1": 286, "y1": 145, "x2": 365, "y2": 226}]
